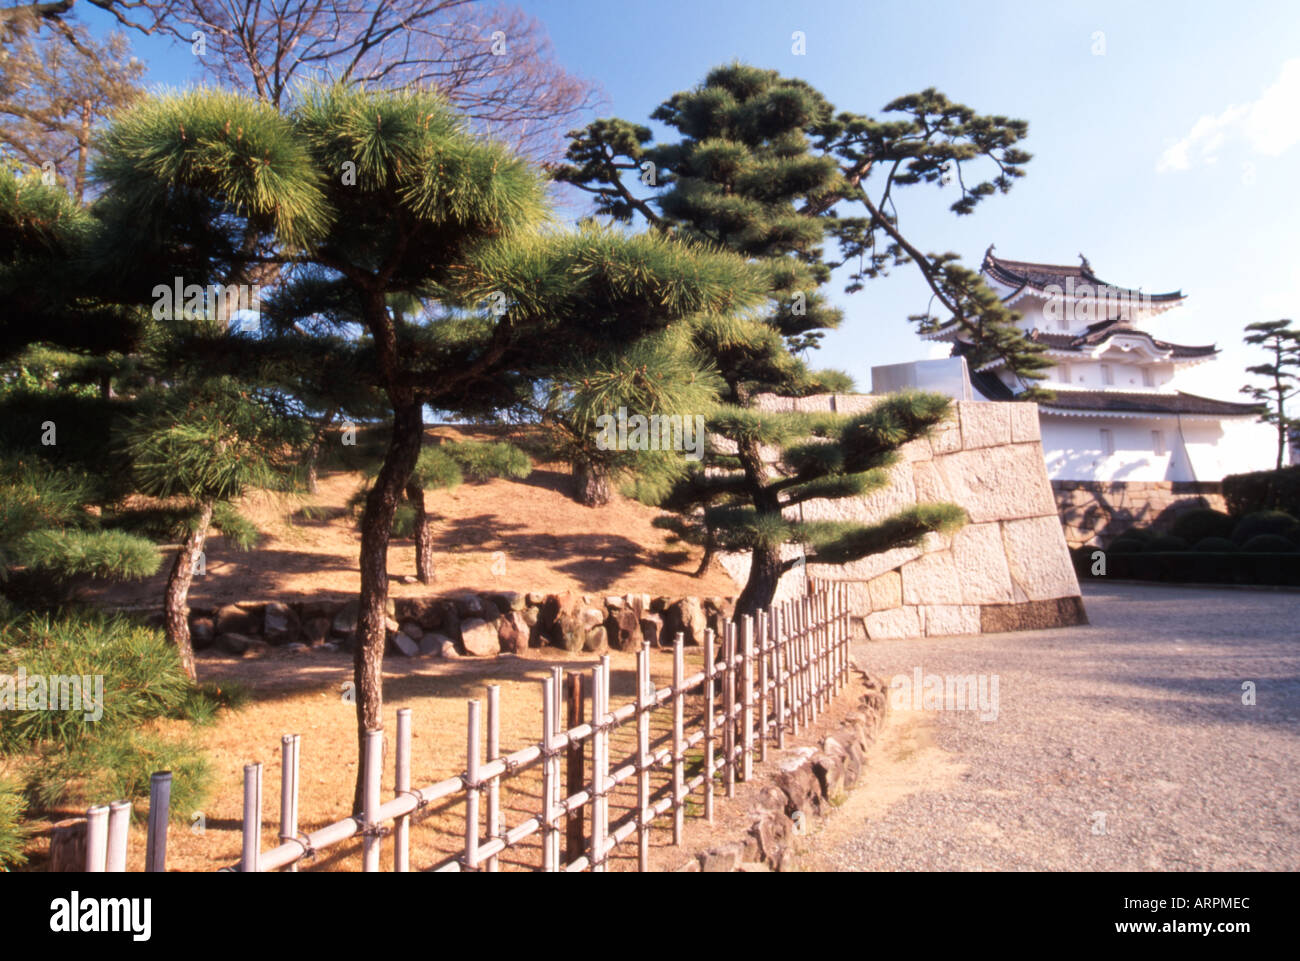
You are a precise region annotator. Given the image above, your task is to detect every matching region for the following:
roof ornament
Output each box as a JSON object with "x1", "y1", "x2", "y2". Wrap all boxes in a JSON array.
[
  {"x1": 1079, "y1": 252, "x2": 1092, "y2": 273},
  {"x1": 984, "y1": 243, "x2": 996, "y2": 263}
]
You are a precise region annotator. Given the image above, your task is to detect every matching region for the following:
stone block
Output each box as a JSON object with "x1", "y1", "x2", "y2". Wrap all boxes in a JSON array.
[
  {"x1": 1001, "y1": 515, "x2": 1083, "y2": 601},
  {"x1": 936, "y1": 444, "x2": 1057, "y2": 524},
  {"x1": 900, "y1": 550, "x2": 962, "y2": 606},
  {"x1": 951, "y1": 523, "x2": 1015, "y2": 605},
  {"x1": 867, "y1": 570, "x2": 902, "y2": 610},
  {"x1": 958, "y1": 400, "x2": 1011, "y2": 449},
  {"x1": 863, "y1": 605, "x2": 922, "y2": 640},
  {"x1": 1008, "y1": 403, "x2": 1041, "y2": 443},
  {"x1": 920, "y1": 604, "x2": 982, "y2": 637}
]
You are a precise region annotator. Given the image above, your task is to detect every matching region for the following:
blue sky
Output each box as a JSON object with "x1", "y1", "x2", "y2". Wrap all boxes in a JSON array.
[{"x1": 80, "y1": 0, "x2": 1300, "y2": 400}]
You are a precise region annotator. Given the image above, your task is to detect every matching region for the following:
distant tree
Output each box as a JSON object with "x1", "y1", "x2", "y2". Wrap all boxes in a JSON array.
[
  {"x1": 1241, "y1": 319, "x2": 1300, "y2": 470},
  {"x1": 0, "y1": 20, "x2": 145, "y2": 202}
]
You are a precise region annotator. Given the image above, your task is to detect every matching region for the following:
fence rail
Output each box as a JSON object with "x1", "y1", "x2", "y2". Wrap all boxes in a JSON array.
[{"x1": 53, "y1": 581, "x2": 853, "y2": 873}]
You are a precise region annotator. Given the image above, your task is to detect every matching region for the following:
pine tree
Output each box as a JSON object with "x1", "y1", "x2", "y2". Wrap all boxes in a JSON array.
[
  {"x1": 92, "y1": 83, "x2": 767, "y2": 807},
  {"x1": 556, "y1": 64, "x2": 1042, "y2": 612},
  {"x1": 1241, "y1": 319, "x2": 1300, "y2": 470},
  {"x1": 120, "y1": 378, "x2": 301, "y2": 679}
]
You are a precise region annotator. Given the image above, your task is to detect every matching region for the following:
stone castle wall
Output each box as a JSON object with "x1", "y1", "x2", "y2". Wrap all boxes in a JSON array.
[
  {"x1": 720, "y1": 394, "x2": 1086, "y2": 640},
  {"x1": 1052, "y1": 480, "x2": 1226, "y2": 549}
]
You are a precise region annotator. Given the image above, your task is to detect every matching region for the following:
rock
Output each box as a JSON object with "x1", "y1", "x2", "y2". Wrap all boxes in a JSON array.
[
  {"x1": 420, "y1": 632, "x2": 453, "y2": 656},
  {"x1": 190, "y1": 617, "x2": 215, "y2": 650},
  {"x1": 579, "y1": 607, "x2": 608, "y2": 653},
  {"x1": 214, "y1": 632, "x2": 256, "y2": 655},
  {"x1": 332, "y1": 600, "x2": 360, "y2": 635},
  {"x1": 216, "y1": 604, "x2": 257, "y2": 636},
  {"x1": 751, "y1": 786, "x2": 788, "y2": 815},
  {"x1": 263, "y1": 601, "x2": 300, "y2": 644},
  {"x1": 776, "y1": 754, "x2": 821, "y2": 818},
  {"x1": 400, "y1": 574, "x2": 418, "y2": 585},
  {"x1": 555, "y1": 609, "x2": 585, "y2": 652},
  {"x1": 317, "y1": 641, "x2": 341, "y2": 654},
  {"x1": 439, "y1": 638, "x2": 459, "y2": 659},
  {"x1": 639, "y1": 613, "x2": 663, "y2": 648},
  {"x1": 749, "y1": 811, "x2": 792, "y2": 865},
  {"x1": 460, "y1": 618, "x2": 498, "y2": 657},
  {"x1": 675, "y1": 860, "x2": 700, "y2": 872},
  {"x1": 699, "y1": 843, "x2": 743, "y2": 873},
  {"x1": 480, "y1": 599, "x2": 501, "y2": 625},
  {"x1": 606, "y1": 607, "x2": 643, "y2": 653},
  {"x1": 453, "y1": 592, "x2": 484, "y2": 618},
  {"x1": 521, "y1": 607, "x2": 540, "y2": 628},
  {"x1": 300, "y1": 599, "x2": 338, "y2": 620},
  {"x1": 302, "y1": 617, "x2": 331, "y2": 645},
  {"x1": 666, "y1": 597, "x2": 707, "y2": 645},
  {"x1": 488, "y1": 591, "x2": 526, "y2": 612},
  {"x1": 842, "y1": 743, "x2": 864, "y2": 790},
  {"x1": 604, "y1": 595, "x2": 624, "y2": 610},
  {"x1": 283, "y1": 642, "x2": 309, "y2": 654},
  {"x1": 497, "y1": 611, "x2": 530, "y2": 654},
  {"x1": 399, "y1": 622, "x2": 424, "y2": 642},
  {"x1": 391, "y1": 632, "x2": 419, "y2": 657},
  {"x1": 812, "y1": 751, "x2": 844, "y2": 802},
  {"x1": 239, "y1": 638, "x2": 271, "y2": 659}
]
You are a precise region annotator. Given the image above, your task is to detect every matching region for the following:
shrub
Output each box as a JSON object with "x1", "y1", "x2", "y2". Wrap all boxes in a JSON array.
[
  {"x1": 1106, "y1": 537, "x2": 1146, "y2": 554},
  {"x1": 1231, "y1": 511, "x2": 1298, "y2": 546},
  {"x1": 0, "y1": 777, "x2": 28, "y2": 870},
  {"x1": 1114, "y1": 526, "x2": 1156, "y2": 543},
  {"x1": 1223, "y1": 464, "x2": 1300, "y2": 517},
  {"x1": 1193, "y1": 536, "x2": 1237, "y2": 552},
  {"x1": 1148, "y1": 535, "x2": 1189, "y2": 552},
  {"x1": 28, "y1": 729, "x2": 210, "y2": 821},
  {"x1": 1170, "y1": 508, "x2": 1235, "y2": 543},
  {"x1": 1240, "y1": 534, "x2": 1298, "y2": 553},
  {"x1": 0, "y1": 614, "x2": 193, "y2": 752},
  {"x1": 442, "y1": 441, "x2": 531, "y2": 482}
]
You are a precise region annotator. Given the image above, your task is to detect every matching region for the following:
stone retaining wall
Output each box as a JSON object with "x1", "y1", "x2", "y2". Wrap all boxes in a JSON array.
[
  {"x1": 721, "y1": 394, "x2": 1085, "y2": 640},
  {"x1": 1052, "y1": 480, "x2": 1226, "y2": 549},
  {"x1": 186, "y1": 589, "x2": 736, "y2": 661}
]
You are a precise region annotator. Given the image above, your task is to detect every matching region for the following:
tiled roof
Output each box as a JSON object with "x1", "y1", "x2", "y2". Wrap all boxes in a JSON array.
[
  {"x1": 969, "y1": 377, "x2": 1263, "y2": 417},
  {"x1": 1027, "y1": 318, "x2": 1216, "y2": 358},
  {"x1": 982, "y1": 250, "x2": 1184, "y2": 303}
]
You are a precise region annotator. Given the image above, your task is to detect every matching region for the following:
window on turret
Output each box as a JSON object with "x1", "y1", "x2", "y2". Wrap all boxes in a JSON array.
[
  {"x1": 1142, "y1": 368, "x2": 1154, "y2": 387},
  {"x1": 1100, "y1": 428, "x2": 1114, "y2": 456},
  {"x1": 1152, "y1": 430, "x2": 1166, "y2": 456},
  {"x1": 1101, "y1": 363, "x2": 1114, "y2": 386},
  {"x1": 1059, "y1": 363, "x2": 1072, "y2": 384}
]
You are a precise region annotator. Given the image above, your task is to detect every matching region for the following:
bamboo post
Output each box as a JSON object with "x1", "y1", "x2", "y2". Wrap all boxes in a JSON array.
[
  {"x1": 145, "y1": 771, "x2": 171, "y2": 873},
  {"x1": 280, "y1": 733, "x2": 300, "y2": 873},
  {"x1": 740, "y1": 615, "x2": 754, "y2": 783},
  {"x1": 543, "y1": 674, "x2": 558, "y2": 872},
  {"x1": 703, "y1": 628, "x2": 716, "y2": 822},
  {"x1": 588, "y1": 663, "x2": 606, "y2": 872},
  {"x1": 723, "y1": 622, "x2": 736, "y2": 798},
  {"x1": 485, "y1": 688, "x2": 500, "y2": 873},
  {"x1": 361, "y1": 729, "x2": 383, "y2": 873},
  {"x1": 758, "y1": 609, "x2": 769, "y2": 764},
  {"x1": 564, "y1": 672, "x2": 583, "y2": 865},
  {"x1": 105, "y1": 801, "x2": 131, "y2": 873},
  {"x1": 775, "y1": 604, "x2": 787, "y2": 750},
  {"x1": 551, "y1": 667, "x2": 563, "y2": 870},
  {"x1": 465, "y1": 700, "x2": 481, "y2": 872},
  {"x1": 671, "y1": 633, "x2": 685, "y2": 844},
  {"x1": 394, "y1": 711, "x2": 411, "y2": 873},
  {"x1": 241, "y1": 762, "x2": 262, "y2": 873},
  {"x1": 84, "y1": 804, "x2": 109, "y2": 873},
  {"x1": 636, "y1": 642, "x2": 651, "y2": 871}
]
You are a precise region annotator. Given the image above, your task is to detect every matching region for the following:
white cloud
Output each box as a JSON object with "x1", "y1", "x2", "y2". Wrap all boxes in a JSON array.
[{"x1": 1157, "y1": 58, "x2": 1300, "y2": 172}]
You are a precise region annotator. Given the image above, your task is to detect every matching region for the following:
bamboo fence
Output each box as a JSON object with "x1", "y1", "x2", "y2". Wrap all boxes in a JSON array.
[{"x1": 55, "y1": 581, "x2": 852, "y2": 873}]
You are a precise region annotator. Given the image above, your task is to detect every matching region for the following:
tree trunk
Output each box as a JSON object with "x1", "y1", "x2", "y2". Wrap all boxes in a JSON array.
[
  {"x1": 735, "y1": 544, "x2": 785, "y2": 619},
  {"x1": 573, "y1": 459, "x2": 612, "y2": 506},
  {"x1": 163, "y1": 500, "x2": 213, "y2": 683},
  {"x1": 693, "y1": 528, "x2": 716, "y2": 578},
  {"x1": 302, "y1": 406, "x2": 339, "y2": 495},
  {"x1": 405, "y1": 481, "x2": 435, "y2": 584},
  {"x1": 352, "y1": 400, "x2": 424, "y2": 813}
]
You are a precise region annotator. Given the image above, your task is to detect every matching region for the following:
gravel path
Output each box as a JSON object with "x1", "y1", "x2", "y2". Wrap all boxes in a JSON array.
[{"x1": 806, "y1": 583, "x2": 1300, "y2": 871}]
